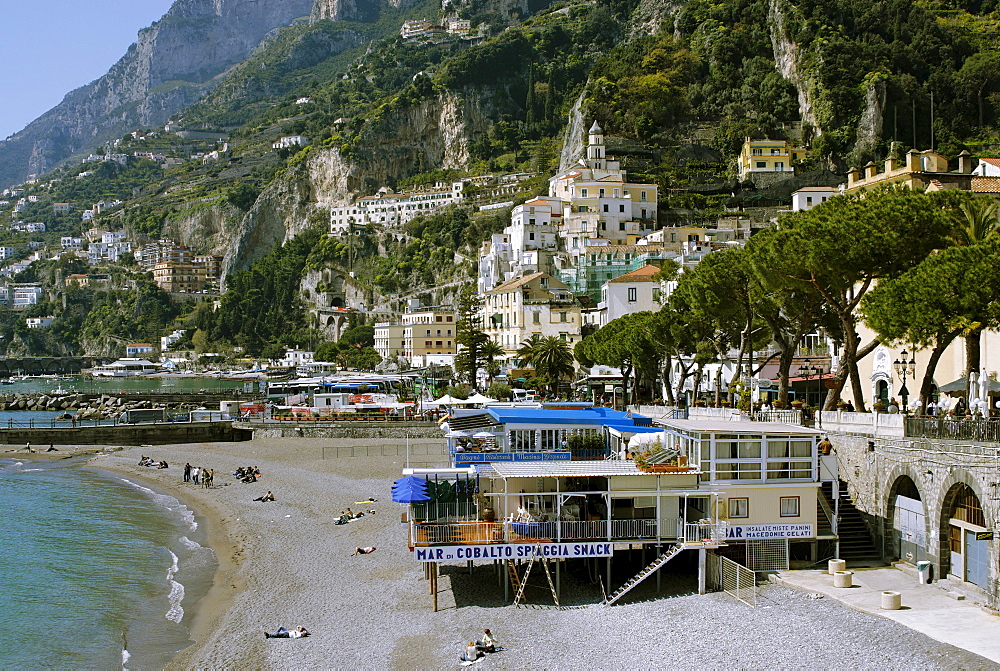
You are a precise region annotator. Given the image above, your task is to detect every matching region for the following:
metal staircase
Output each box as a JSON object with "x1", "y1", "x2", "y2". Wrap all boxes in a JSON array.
[{"x1": 602, "y1": 544, "x2": 683, "y2": 606}]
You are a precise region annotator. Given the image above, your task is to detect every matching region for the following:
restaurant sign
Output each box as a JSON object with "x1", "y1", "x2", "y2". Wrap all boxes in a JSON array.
[
  {"x1": 414, "y1": 542, "x2": 613, "y2": 562},
  {"x1": 726, "y1": 524, "x2": 814, "y2": 539},
  {"x1": 455, "y1": 452, "x2": 572, "y2": 463}
]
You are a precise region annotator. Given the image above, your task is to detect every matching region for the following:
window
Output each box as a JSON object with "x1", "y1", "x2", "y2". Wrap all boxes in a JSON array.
[
  {"x1": 627, "y1": 287, "x2": 637, "y2": 302},
  {"x1": 780, "y1": 497, "x2": 800, "y2": 517},
  {"x1": 619, "y1": 222, "x2": 626, "y2": 231},
  {"x1": 752, "y1": 147, "x2": 763, "y2": 156},
  {"x1": 603, "y1": 204, "x2": 609, "y2": 212},
  {"x1": 529, "y1": 218, "x2": 535, "y2": 225},
  {"x1": 579, "y1": 205, "x2": 589, "y2": 213},
  {"x1": 756, "y1": 161, "x2": 766, "y2": 168},
  {"x1": 532, "y1": 312, "x2": 540, "y2": 324},
  {"x1": 529, "y1": 232, "x2": 535, "y2": 240},
  {"x1": 641, "y1": 191, "x2": 647, "y2": 202},
  {"x1": 775, "y1": 162, "x2": 784, "y2": 171},
  {"x1": 424, "y1": 340, "x2": 432, "y2": 347},
  {"x1": 614, "y1": 189, "x2": 619, "y2": 198},
  {"x1": 619, "y1": 204, "x2": 625, "y2": 213},
  {"x1": 435, "y1": 341, "x2": 442, "y2": 347},
  {"x1": 806, "y1": 197, "x2": 813, "y2": 205},
  {"x1": 559, "y1": 312, "x2": 568, "y2": 322},
  {"x1": 581, "y1": 188, "x2": 588, "y2": 197},
  {"x1": 599, "y1": 188, "x2": 605, "y2": 197},
  {"x1": 641, "y1": 209, "x2": 647, "y2": 219},
  {"x1": 728, "y1": 498, "x2": 748, "y2": 519},
  {"x1": 435, "y1": 315, "x2": 442, "y2": 322}
]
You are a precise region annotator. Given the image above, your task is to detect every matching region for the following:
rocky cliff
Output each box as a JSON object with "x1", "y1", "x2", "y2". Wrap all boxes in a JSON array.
[
  {"x1": 0, "y1": 0, "x2": 313, "y2": 188},
  {"x1": 221, "y1": 90, "x2": 491, "y2": 280}
]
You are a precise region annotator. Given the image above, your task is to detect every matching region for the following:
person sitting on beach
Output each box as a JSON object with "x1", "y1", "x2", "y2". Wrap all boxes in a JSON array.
[
  {"x1": 335, "y1": 511, "x2": 350, "y2": 525},
  {"x1": 476, "y1": 629, "x2": 498, "y2": 653},
  {"x1": 265, "y1": 626, "x2": 310, "y2": 639},
  {"x1": 352, "y1": 546, "x2": 376, "y2": 556},
  {"x1": 157, "y1": 460, "x2": 169, "y2": 469},
  {"x1": 459, "y1": 642, "x2": 481, "y2": 662},
  {"x1": 253, "y1": 491, "x2": 275, "y2": 502},
  {"x1": 352, "y1": 511, "x2": 365, "y2": 519}
]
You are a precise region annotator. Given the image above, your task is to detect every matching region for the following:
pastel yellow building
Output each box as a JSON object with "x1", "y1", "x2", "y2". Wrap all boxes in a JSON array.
[{"x1": 738, "y1": 138, "x2": 807, "y2": 180}]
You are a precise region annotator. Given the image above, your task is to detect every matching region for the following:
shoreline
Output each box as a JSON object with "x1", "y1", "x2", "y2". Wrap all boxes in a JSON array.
[{"x1": 86, "y1": 449, "x2": 244, "y2": 670}]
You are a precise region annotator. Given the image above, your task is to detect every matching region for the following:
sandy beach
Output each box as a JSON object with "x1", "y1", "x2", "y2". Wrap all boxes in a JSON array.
[{"x1": 68, "y1": 437, "x2": 994, "y2": 670}]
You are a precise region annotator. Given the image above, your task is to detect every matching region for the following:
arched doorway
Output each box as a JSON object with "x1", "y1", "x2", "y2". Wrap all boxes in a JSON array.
[
  {"x1": 942, "y1": 483, "x2": 989, "y2": 588},
  {"x1": 875, "y1": 380, "x2": 889, "y2": 407},
  {"x1": 888, "y1": 476, "x2": 925, "y2": 563}
]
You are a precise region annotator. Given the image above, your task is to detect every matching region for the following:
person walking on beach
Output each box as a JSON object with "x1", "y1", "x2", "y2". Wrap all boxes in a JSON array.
[
  {"x1": 191, "y1": 466, "x2": 200, "y2": 485},
  {"x1": 183, "y1": 463, "x2": 191, "y2": 483}
]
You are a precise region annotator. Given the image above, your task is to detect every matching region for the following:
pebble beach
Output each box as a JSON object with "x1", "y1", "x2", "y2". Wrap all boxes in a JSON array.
[{"x1": 79, "y1": 437, "x2": 994, "y2": 670}]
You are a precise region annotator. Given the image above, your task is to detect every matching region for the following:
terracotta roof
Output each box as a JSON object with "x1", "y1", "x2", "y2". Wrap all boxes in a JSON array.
[
  {"x1": 971, "y1": 177, "x2": 1000, "y2": 193},
  {"x1": 607, "y1": 265, "x2": 662, "y2": 283},
  {"x1": 978, "y1": 158, "x2": 1000, "y2": 168},
  {"x1": 794, "y1": 186, "x2": 839, "y2": 192},
  {"x1": 485, "y1": 272, "x2": 546, "y2": 293}
]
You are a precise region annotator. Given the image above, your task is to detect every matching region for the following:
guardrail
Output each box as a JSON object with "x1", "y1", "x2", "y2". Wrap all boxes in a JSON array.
[
  {"x1": 410, "y1": 518, "x2": 668, "y2": 546},
  {"x1": 904, "y1": 417, "x2": 1000, "y2": 442},
  {"x1": 240, "y1": 414, "x2": 431, "y2": 423}
]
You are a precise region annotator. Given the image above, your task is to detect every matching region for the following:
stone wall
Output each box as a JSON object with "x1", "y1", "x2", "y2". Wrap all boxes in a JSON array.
[{"x1": 829, "y1": 429, "x2": 1000, "y2": 607}]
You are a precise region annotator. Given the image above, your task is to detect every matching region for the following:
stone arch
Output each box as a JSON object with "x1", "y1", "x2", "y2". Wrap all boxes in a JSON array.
[
  {"x1": 936, "y1": 470, "x2": 992, "y2": 590},
  {"x1": 883, "y1": 467, "x2": 929, "y2": 564}
]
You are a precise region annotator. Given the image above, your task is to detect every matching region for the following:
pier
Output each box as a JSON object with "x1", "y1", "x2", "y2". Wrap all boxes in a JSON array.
[{"x1": 0, "y1": 421, "x2": 251, "y2": 446}]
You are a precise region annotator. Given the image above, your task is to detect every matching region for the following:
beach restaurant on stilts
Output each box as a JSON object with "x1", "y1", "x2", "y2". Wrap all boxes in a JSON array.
[{"x1": 394, "y1": 405, "x2": 837, "y2": 609}]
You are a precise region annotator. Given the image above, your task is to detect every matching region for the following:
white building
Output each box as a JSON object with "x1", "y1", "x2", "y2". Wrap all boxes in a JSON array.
[
  {"x1": 281, "y1": 350, "x2": 315, "y2": 367},
  {"x1": 161, "y1": 329, "x2": 187, "y2": 352},
  {"x1": 791, "y1": 186, "x2": 840, "y2": 212},
  {"x1": 272, "y1": 135, "x2": 310, "y2": 150},
  {"x1": 972, "y1": 158, "x2": 1000, "y2": 177},
  {"x1": 125, "y1": 343, "x2": 155, "y2": 357},
  {"x1": 0, "y1": 247, "x2": 15, "y2": 260},
  {"x1": 328, "y1": 182, "x2": 465, "y2": 233},
  {"x1": 598, "y1": 264, "x2": 664, "y2": 326},
  {"x1": 482, "y1": 272, "x2": 582, "y2": 354},
  {"x1": 61, "y1": 237, "x2": 83, "y2": 250},
  {"x1": 11, "y1": 285, "x2": 43, "y2": 308},
  {"x1": 374, "y1": 322, "x2": 406, "y2": 361},
  {"x1": 26, "y1": 317, "x2": 54, "y2": 329}
]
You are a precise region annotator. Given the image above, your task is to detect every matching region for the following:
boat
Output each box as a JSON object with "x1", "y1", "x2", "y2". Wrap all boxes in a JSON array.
[{"x1": 88, "y1": 358, "x2": 160, "y2": 377}]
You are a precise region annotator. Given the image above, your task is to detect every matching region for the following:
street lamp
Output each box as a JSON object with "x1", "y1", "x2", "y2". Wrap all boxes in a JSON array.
[
  {"x1": 797, "y1": 359, "x2": 827, "y2": 427},
  {"x1": 892, "y1": 349, "x2": 916, "y2": 413}
]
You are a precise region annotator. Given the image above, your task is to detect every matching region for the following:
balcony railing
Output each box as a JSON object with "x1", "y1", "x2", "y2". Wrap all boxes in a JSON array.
[
  {"x1": 410, "y1": 517, "x2": 720, "y2": 546},
  {"x1": 904, "y1": 417, "x2": 1000, "y2": 443}
]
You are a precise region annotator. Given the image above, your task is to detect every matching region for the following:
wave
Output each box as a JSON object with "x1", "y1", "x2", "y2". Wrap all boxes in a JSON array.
[
  {"x1": 178, "y1": 535, "x2": 201, "y2": 550},
  {"x1": 165, "y1": 580, "x2": 185, "y2": 623},
  {"x1": 118, "y1": 477, "x2": 197, "y2": 530},
  {"x1": 121, "y1": 648, "x2": 130, "y2": 670}
]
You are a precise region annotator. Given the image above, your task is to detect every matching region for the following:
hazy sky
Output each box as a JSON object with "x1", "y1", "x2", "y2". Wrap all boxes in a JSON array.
[{"x1": 0, "y1": 0, "x2": 176, "y2": 139}]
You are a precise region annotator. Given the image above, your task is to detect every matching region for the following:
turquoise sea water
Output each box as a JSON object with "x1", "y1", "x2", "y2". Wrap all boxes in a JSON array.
[{"x1": 0, "y1": 459, "x2": 216, "y2": 669}]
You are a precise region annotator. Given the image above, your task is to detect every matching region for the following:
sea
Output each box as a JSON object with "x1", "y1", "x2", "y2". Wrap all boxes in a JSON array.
[{"x1": 0, "y1": 377, "x2": 225, "y2": 669}]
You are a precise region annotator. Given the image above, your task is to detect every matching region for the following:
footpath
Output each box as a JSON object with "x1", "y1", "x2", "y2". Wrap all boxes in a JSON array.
[{"x1": 774, "y1": 566, "x2": 1000, "y2": 664}]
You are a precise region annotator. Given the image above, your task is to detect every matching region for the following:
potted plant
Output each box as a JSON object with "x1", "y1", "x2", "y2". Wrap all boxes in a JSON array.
[
  {"x1": 873, "y1": 402, "x2": 887, "y2": 412},
  {"x1": 791, "y1": 400, "x2": 804, "y2": 409},
  {"x1": 772, "y1": 399, "x2": 785, "y2": 409}
]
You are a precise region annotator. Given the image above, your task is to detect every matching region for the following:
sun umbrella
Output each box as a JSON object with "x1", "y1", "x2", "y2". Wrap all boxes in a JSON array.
[
  {"x1": 392, "y1": 475, "x2": 429, "y2": 490},
  {"x1": 392, "y1": 485, "x2": 431, "y2": 503}
]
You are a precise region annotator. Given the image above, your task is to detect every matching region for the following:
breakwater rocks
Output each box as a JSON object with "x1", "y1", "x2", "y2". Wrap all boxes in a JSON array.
[{"x1": 0, "y1": 393, "x2": 200, "y2": 420}]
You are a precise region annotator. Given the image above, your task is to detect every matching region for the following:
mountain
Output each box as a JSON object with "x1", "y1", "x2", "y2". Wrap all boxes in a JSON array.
[{"x1": 0, "y1": 0, "x2": 315, "y2": 188}]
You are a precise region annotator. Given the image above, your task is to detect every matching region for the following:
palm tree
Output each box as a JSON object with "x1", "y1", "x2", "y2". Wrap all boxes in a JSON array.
[
  {"x1": 479, "y1": 340, "x2": 505, "y2": 388},
  {"x1": 948, "y1": 195, "x2": 1000, "y2": 398},
  {"x1": 517, "y1": 335, "x2": 574, "y2": 397}
]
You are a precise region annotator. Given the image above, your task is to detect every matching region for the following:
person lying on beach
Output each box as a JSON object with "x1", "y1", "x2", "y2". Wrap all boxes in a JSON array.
[
  {"x1": 335, "y1": 511, "x2": 350, "y2": 525},
  {"x1": 265, "y1": 626, "x2": 310, "y2": 639},
  {"x1": 253, "y1": 491, "x2": 275, "y2": 502},
  {"x1": 157, "y1": 461, "x2": 169, "y2": 469},
  {"x1": 459, "y1": 642, "x2": 482, "y2": 663},
  {"x1": 352, "y1": 546, "x2": 376, "y2": 556}
]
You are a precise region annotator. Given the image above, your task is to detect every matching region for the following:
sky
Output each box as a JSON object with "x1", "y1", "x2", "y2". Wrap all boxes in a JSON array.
[{"x1": 0, "y1": 0, "x2": 176, "y2": 140}]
